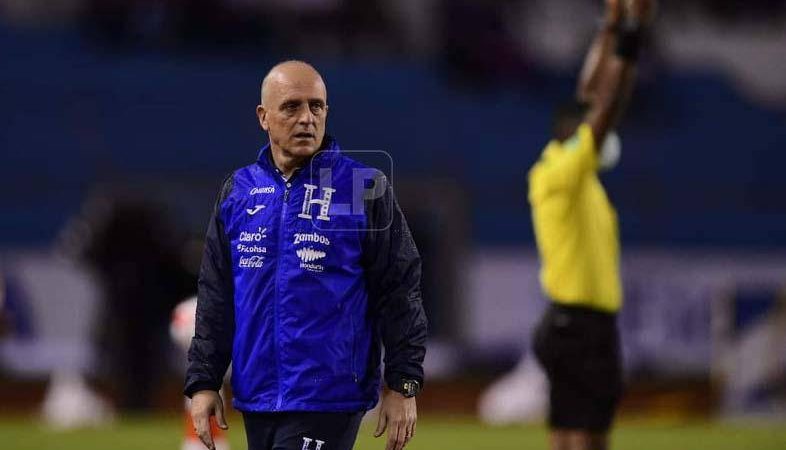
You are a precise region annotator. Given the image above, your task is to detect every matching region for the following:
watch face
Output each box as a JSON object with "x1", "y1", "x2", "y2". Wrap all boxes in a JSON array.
[{"x1": 402, "y1": 380, "x2": 419, "y2": 397}]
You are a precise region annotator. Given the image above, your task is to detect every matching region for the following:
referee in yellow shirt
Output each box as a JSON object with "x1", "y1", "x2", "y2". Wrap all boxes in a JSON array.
[{"x1": 529, "y1": 1, "x2": 655, "y2": 449}]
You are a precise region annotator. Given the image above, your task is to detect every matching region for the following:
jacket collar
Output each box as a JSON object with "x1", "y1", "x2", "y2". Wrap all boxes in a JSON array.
[{"x1": 256, "y1": 135, "x2": 340, "y2": 175}]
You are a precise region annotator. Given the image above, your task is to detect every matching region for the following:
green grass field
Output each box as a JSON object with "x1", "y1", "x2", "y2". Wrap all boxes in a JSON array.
[{"x1": 3, "y1": 415, "x2": 786, "y2": 450}]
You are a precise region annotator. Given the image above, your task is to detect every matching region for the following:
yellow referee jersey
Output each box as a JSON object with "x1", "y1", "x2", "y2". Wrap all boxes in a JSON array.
[{"x1": 527, "y1": 124, "x2": 622, "y2": 313}]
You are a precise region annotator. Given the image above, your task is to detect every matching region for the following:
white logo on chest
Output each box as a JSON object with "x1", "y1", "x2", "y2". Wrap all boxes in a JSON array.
[
  {"x1": 298, "y1": 184, "x2": 336, "y2": 221},
  {"x1": 246, "y1": 205, "x2": 265, "y2": 215},
  {"x1": 301, "y1": 437, "x2": 325, "y2": 450},
  {"x1": 250, "y1": 186, "x2": 276, "y2": 195},
  {"x1": 293, "y1": 232, "x2": 331, "y2": 246},
  {"x1": 296, "y1": 247, "x2": 326, "y2": 263}
]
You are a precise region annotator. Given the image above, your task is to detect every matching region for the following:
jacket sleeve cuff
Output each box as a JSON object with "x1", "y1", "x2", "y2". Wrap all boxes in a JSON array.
[
  {"x1": 183, "y1": 380, "x2": 221, "y2": 399},
  {"x1": 384, "y1": 371, "x2": 424, "y2": 392}
]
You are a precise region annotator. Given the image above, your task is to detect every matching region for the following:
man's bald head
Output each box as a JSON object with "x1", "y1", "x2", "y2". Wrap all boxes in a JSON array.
[
  {"x1": 256, "y1": 60, "x2": 329, "y2": 166},
  {"x1": 260, "y1": 60, "x2": 326, "y2": 107}
]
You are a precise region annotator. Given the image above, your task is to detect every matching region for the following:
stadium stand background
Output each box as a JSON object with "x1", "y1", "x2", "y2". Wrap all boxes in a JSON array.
[{"x1": 2, "y1": 0, "x2": 786, "y2": 434}]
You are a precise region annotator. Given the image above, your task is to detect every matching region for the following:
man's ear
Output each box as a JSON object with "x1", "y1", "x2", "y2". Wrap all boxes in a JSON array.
[{"x1": 256, "y1": 105, "x2": 268, "y2": 131}]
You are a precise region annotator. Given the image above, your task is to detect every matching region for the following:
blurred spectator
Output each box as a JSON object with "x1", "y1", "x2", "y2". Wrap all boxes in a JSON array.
[
  {"x1": 74, "y1": 0, "x2": 413, "y2": 56},
  {"x1": 383, "y1": 0, "x2": 440, "y2": 57},
  {"x1": 0, "y1": 272, "x2": 34, "y2": 342},
  {"x1": 337, "y1": 0, "x2": 402, "y2": 55},
  {"x1": 63, "y1": 192, "x2": 196, "y2": 410},
  {"x1": 81, "y1": 0, "x2": 177, "y2": 47},
  {"x1": 440, "y1": 0, "x2": 531, "y2": 85},
  {"x1": 0, "y1": 0, "x2": 83, "y2": 24},
  {"x1": 0, "y1": 274, "x2": 5, "y2": 338},
  {"x1": 706, "y1": 0, "x2": 786, "y2": 22}
]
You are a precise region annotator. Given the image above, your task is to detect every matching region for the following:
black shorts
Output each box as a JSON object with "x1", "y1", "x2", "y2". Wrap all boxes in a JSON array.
[
  {"x1": 533, "y1": 303, "x2": 623, "y2": 432},
  {"x1": 242, "y1": 411, "x2": 364, "y2": 450}
]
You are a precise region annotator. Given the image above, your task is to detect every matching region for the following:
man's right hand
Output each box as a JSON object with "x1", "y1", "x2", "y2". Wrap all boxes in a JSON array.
[{"x1": 191, "y1": 390, "x2": 229, "y2": 450}]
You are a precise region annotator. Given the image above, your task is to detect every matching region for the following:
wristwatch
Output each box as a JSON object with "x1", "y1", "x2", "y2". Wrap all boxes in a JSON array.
[{"x1": 394, "y1": 379, "x2": 421, "y2": 398}]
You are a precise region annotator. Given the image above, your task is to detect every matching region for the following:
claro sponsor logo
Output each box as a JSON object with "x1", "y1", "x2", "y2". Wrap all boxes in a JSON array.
[
  {"x1": 250, "y1": 186, "x2": 276, "y2": 195},
  {"x1": 239, "y1": 228, "x2": 268, "y2": 242},
  {"x1": 237, "y1": 228, "x2": 267, "y2": 269}
]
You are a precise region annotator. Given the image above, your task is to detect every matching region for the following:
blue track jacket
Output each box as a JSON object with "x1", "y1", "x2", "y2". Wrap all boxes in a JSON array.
[{"x1": 184, "y1": 137, "x2": 427, "y2": 412}]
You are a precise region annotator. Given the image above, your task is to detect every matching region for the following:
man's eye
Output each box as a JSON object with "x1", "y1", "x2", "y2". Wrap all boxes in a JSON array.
[{"x1": 310, "y1": 103, "x2": 324, "y2": 113}]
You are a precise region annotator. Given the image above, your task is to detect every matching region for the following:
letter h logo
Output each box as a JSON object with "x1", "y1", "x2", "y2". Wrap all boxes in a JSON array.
[{"x1": 298, "y1": 184, "x2": 336, "y2": 222}]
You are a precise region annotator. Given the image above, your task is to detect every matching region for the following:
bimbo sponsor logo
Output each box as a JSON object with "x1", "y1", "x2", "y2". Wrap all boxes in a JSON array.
[
  {"x1": 293, "y1": 232, "x2": 331, "y2": 246},
  {"x1": 250, "y1": 186, "x2": 276, "y2": 195}
]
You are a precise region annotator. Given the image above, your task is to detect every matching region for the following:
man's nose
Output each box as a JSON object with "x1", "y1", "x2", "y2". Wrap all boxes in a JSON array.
[{"x1": 297, "y1": 107, "x2": 316, "y2": 125}]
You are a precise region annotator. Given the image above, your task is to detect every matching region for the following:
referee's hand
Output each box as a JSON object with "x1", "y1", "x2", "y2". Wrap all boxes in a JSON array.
[
  {"x1": 374, "y1": 389, "x2": 417, "y2": 450},
  {"x1": 625, "y1": 0, "x2": 658, "y2": 25},
  {"x1": 191, "y1": 390, "x2": 229, "y2": 450}
]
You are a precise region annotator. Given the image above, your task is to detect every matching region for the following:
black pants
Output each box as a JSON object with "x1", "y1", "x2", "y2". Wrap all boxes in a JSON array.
[
  {"x1": 533, "y1": 303, "x2": 623, "y2": 432},
  {"x1": 242, "y1": 411, "x2": 364, "y2": 450}
]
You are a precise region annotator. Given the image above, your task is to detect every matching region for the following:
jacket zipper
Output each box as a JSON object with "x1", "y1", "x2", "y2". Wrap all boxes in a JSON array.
[
  {"x1": 273, "y1": 182, "x2": 291, "y2": 410},
  {"x1": 350, "y1": 316, "x2": 358, "y2": 383}
]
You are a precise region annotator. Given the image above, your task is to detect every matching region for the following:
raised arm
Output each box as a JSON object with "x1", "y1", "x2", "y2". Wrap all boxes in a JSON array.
[
  {"x1": 577, "y1": 0, "x2": 622, "y2": 103},
  {"x1": 582, "y1": 0, "x2": 655, "y2": 146}
]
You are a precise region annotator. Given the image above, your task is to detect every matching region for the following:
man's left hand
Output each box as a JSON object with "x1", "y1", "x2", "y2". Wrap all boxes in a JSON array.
[{"x1": 374, "y1": 389, "x2": 417, "y2": 450}]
